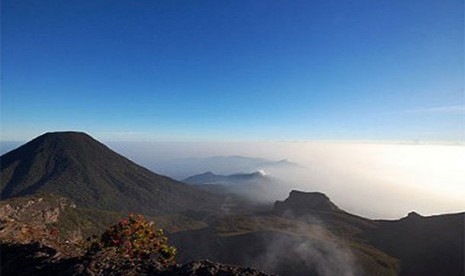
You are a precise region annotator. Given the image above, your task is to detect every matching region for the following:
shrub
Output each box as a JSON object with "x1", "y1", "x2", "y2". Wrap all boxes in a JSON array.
[{"x1": 89, "y1": 213, "x2": 176, "y2": 264}]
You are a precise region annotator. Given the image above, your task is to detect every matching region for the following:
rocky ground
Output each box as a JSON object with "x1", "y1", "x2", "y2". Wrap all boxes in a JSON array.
[
  {"x1": 0, "y1": 194, "x2": 272, "y2": 276},
  {"x1": 1, "y1": 242, "x2": 271, "y2": 276}
]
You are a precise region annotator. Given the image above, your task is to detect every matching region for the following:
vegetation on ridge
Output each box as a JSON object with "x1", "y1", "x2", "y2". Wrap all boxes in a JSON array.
[{"x1": 88, "y1": 213, "x2": 177, "y2": 264}]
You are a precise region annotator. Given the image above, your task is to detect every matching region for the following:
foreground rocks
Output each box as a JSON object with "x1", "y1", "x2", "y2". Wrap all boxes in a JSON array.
[
  {"x1": 0, "y1": 195, "x2": 86, "y2": 257},
  {"x1": 1, "y1": 242, "x2": 272, "y2": 276},
  {"x1": 0, "y1": 195, "x2": 272, "y2": 275}
]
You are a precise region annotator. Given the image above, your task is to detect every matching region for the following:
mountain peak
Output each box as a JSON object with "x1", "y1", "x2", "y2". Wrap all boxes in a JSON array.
[
  {"x1": 404, "y1": 211, "x2": 424, "y2": 221},
  {"x1": 41, "y1": 130, "x2": 90, "y2": 137},
  {"x1": 34, "y1": 131, "x2": 95, "y2": 144},
  {"x1": 1, "y1": 132, "x2": 220, "y2": 215},
  {"x1": 273, "y1": 190, "x2": 340, "y2": 216},
  {"x1": 407, "y1": 211, "x2": 422, "y2": 217},
  {"x1": 200, "y1": 171, "x2": 216, "y2": 176},
  {"x1": 6, "y1": 131, "x2": 103, "y2": 157}
]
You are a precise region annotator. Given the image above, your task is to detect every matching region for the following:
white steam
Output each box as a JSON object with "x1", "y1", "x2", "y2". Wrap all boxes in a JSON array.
[
  {"x1": 249, "y1": 214, "x2": 361, "y2": 276},
  {"x1": 256, "y1": 169, "x2": 267, "y2": 176}
]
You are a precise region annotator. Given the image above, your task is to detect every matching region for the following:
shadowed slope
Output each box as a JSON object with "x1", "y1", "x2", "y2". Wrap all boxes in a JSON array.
[
  {"x1": 361, "y1": 211, "x2": 465, "y2": 276},
  {"x1": 0, "y1": 131, "x2": 220, "y2": 215}
]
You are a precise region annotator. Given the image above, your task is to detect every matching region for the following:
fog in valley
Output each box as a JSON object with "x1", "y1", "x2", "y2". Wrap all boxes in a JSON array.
[{"x1": 106, "y1": 141, "x2": 465, "y2": 219}]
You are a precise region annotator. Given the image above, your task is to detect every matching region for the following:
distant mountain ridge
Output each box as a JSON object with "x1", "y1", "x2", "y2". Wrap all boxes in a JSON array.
[
  {"x1": 0, "y1": 131, "x2": 220, "y2": 215},
  {"x1": 183, "y1": 170, "x2": 293, "y2": 203},
  {"x1": 183, "y1": 170, "x2": 267, "y2": 185},
  {"x1": 152, "y1": 155, "x2": 303, "y2": 180}
]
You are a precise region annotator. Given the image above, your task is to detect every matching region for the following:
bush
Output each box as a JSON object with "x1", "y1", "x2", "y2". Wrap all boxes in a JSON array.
[{"x1": 89, "y1": 213, "x2": 176, "y2": 264}]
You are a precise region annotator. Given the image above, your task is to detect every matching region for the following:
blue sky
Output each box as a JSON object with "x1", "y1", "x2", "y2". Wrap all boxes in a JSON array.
[{"x1": 2, "y1": 0, "x2": 464, "y2": 141}]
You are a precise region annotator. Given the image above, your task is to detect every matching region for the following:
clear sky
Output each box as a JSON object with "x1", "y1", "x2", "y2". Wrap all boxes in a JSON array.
[{"x1": 1, "y1": 0, "x2": 464, "y2": 141}]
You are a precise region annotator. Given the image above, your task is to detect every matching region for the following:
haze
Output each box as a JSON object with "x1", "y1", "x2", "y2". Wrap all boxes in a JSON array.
[{"x1": 101, "y1": 141, "x2": 465, "y2": 219}]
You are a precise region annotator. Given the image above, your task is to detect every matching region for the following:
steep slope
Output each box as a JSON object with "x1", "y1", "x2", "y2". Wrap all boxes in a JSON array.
[
  {"x1": 0, "y1": 131, "x2": 220, "y2": 215},
  {"x1": 361, "y1": 211, "x2": 465, "y2": 276}
]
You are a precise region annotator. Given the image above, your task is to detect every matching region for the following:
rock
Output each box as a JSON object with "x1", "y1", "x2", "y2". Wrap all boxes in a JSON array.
[
  {"x1": 0, "y1": 194, "x2": 83, "y2": 257},
  {"x1": 273, "y1": 190, "x2": 340, "y2": 216},
  {"x1": 0, "y1": 195, "x2": 73, "y2": 224},
  {"x1": 164, "y1": 259, "x2": 272, "y2": 275},
  {"x1": 0, "y1": 242, "x2": 74, "y2": 276},
  {"x1": 1, "y1": 243, "x2": 273, "y2": 276}
]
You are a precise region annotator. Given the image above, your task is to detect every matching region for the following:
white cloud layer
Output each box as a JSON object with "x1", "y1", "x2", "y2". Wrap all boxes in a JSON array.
[{"x1": 108, "y1": 141, "x2": 465, "y2": 219}]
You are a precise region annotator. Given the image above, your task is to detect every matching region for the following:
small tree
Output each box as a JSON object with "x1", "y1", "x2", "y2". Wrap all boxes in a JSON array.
[{"x1": 91, "y1": 213, "x2": 176, "y2": 264}]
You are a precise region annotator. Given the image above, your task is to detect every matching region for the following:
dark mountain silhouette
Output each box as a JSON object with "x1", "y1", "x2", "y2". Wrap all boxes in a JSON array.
[
  {"x1": 0, "y1": 131, "x2": 220, "y2": 215},
  {"x1": 273, "y1": 190, "x2": 340, "y2": 214},
  {"x1": 361, "y1": 211, "x2": 465, "y2": 276}
]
